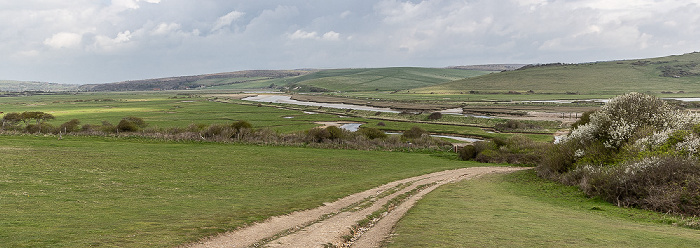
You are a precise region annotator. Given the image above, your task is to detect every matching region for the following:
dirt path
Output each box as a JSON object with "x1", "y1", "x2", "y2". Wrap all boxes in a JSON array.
[{"x1": 184, "y1": 167, "x2": 528, "y2": 248}]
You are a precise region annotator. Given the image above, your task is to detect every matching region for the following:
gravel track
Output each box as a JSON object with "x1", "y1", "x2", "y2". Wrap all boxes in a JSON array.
[{"x1": 185, "y1": 167, "x2": 529, "y2": 248}]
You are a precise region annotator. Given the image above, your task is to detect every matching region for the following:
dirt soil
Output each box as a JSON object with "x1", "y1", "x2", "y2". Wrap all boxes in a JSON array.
[{"x1": 184, "y1": 166, "x2": 529, "y2": 248}]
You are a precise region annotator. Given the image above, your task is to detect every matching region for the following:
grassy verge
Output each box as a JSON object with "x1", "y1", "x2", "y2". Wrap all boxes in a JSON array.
[
  {"x1": 0, "y1": 135, "x2": 485, "y2": 247},
  {"x1": 385, "y1": 169, "x2": 700, "y2": 247}
]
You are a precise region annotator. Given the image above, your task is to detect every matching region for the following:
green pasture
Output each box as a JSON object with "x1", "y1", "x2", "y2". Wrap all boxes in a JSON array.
[
  {"x1": 0, "y1": 135, "x2": 480, "y2": 247},
  {"x1": 386, "y1": 170, "x2": 700, "y2": 247},
  {"x1": 192, "y1": 76, "x2": 270, "y2": 87},
  {"x1": 414, "y1": 52, "x2": 700, "y2": 95},
  {"x1": 272, "y1": 67, "x2": 490, "y2": 92},
  {"x1": 336, "y1": 91, "x2": 619, "y2": 103},
  {"x1": 1, "y1": 93, "x2": 556, "y2": 141},
  {"x1": 0, "y1": 93, "x2": 361, "y2": 132}
]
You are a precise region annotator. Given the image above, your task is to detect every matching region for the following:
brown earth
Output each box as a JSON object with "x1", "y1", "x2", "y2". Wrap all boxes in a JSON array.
[{"x1": 184, "y1": 166, "x2": 529, "y2": 248}]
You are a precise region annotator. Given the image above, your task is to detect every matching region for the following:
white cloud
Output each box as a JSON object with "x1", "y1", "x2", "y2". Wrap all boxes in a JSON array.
[
  {"x1": 288, "y1": 30, "x2": 340, "y2": 41},
  {"x1": 93, "y1": 30, "x2": 133, "y2": 52},
  {"x1": 3, "y1": 0, "x2": 700, "y2": 84},
  {"x1": 44, "y1": 32, "x2": 83, "y2": 49},
  {"x1": 289, "y1": 30, "x2": 318, "y2": 40},
  {"x1": 322, "y1": 31, "x2": 340, "y2": 41},
  {"x1": 212, "y1": 10, "x2": 245, "y2": 32},
  {"x1": 152, "y1": 22, "x2": 182, "y2": 35}
]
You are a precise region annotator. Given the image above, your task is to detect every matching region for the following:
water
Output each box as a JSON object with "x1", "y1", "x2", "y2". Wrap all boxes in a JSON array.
[
  {"x1": 243, "y1": 95, "x2": 401, "y2": 113},
  {"x1": 385, "y1": 132, "x2": 482, "y2": 143},
  {"x1": 339, "y1": 123, "x2": 362, "y2": 132}
]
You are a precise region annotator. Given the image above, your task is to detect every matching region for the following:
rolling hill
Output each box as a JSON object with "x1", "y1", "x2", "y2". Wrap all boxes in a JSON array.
[
  {"x1": 77, "y1": 70, "x2": 315, "y2": 91},
  {"x1": 277, "y1": 67, "x2": 491, "y2": 92},
  {"x1": 414, "y1": 52, "x2": 700, "y2": 95},
  {"x1": 0, "y1": 80, "x2": 78, "y2": 92}
]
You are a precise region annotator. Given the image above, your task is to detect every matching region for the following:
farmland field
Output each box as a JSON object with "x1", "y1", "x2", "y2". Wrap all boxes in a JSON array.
[
  {"x1": 0, "y1": 135, "x2": 479, "y2": 247},
  {"x1": 386, "y1": 170, "x2": 700, "y2": 247},
  {"x1": 414, "y1": 52, "x2": 700, "y2": 95}
]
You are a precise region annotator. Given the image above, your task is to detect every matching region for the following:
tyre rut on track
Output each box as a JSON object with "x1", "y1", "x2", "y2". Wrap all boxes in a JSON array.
[{"x1": 184, "y1": 166, "x2": 529, "y2": 248}]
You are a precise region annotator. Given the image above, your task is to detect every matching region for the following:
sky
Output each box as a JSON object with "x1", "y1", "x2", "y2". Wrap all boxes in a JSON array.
[{"x1": 1, "y1": 0, "x2": 700, "y2": 84}]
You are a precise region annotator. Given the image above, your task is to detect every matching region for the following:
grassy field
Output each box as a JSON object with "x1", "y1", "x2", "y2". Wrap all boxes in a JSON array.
[
  {"x1": 0, "y1": 92, "x2": 557, "y2": 141},
  {"x1": 414, "y1": 52, "x2": 700, "y2": 95},
  {"x1": 265, "y1": 67, "x2": 490, "y2": 92},
  {"x1": 0, "y1": 135, "x2": 483, "y2": 247},
  {"x1": 386, "y1": 170, "x2": 700, "y2": 247},
  {"x1": 0, "y1": 93, "x2": 362, "y2": 132}
]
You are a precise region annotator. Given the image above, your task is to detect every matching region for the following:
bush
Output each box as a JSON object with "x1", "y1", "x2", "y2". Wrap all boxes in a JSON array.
[
  {"x1": 326, "y1": 126, "x2": 344, "y2": 140},
  {"x1": 458, "y1": 145, "x2": 477, "y2": 160},
  {"x1": 117, "y1": 120, "x2": 139, "y2": 132},
  {"x1": 116, "y1": 117, "x2": 148, "y2": 132},
  {"x1": 470, "y1": 135, "x2": 547, "y2": 165},
  {"x1": 427, "y1": 112, "x2": 442, "y2": 120},
  {"x1": 494, "y1": 120, "x2": 541, "y2": 132},
  {"x1": 571, "y1": 110, "x2": 595, "y2": 129},
  {"x1": 306, "y1": 128, "x2": 331, "y2": 142},
  {"x1": 576, "y1": 156, "x2": 700, "y2": 215},
  {"x1": 359, "y1": 127, "x2": 387, "y2": 140},
  {"x1": 59, "y1": 119, "x2": 81, "y2": 133},
  {"x1": 122, "y1": 117, "x2": 148, "y2": 128},
  {"x1": 402, "y1": 126, "x2": 427, "y2": 139},
  {"x1": 231, "y1": 120, "x2": 252, "y2": 131}
]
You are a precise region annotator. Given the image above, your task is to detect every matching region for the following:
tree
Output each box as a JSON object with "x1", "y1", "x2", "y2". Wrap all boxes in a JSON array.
[
  {"x1": 19, "y1": 111, "x2": 54, "y2": 125},
  {"x1": 2, "y1": 112, "x2": 22, "y2": 128}
]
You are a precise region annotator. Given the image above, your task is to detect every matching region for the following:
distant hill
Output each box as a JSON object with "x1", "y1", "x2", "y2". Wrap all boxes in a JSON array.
[
  {"x1": 0, "y1": 80, "x2": 78, "y2": 92},
  {"x1": 414, "y1": 52, "x2": 700, "y2": 95},
  {"x1": 78, "y1": 70, "x2": 315, "y2": 92},
  {"x1": 448, "y1": 64, "x2": 526, "y2": 71},
  {"x1": 278, "y1": 67, "x2": 491, "y2": 92}
]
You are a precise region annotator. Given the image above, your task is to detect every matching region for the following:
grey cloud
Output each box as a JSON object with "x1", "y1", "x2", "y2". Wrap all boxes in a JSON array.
[{"x1": 1, "y1": 0, "x2": 700, "y2": 84}]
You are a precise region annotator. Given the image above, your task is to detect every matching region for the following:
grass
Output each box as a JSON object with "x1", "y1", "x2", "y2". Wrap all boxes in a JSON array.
[
  {"x1": 0, "y1": 135, "x2": 485, "y2": 247},
  {"x1": 414, "y1": 52, "x2": 700, "y2": 95},
  {"x1": 385, "y1": 169, "x2": 700, "y2": 247},
  {"x1": 279, "y1": 67, "x2": 490, "y2": 92},
  {"x1": 0, "y1": 93, "x2": 365, "y2": 133},
  {"x1": 1, "y1": 92, "x2": 552, "y2": 140}
]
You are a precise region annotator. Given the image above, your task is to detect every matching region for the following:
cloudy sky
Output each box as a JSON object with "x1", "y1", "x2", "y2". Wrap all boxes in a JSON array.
[{"x1": 2, "y1": 0, "x2": 699, "y2": 84}]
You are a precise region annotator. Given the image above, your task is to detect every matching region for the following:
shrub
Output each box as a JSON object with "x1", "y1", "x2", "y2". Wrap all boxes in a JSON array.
[
  {"x1": 117, "y1": 120, "x2": 139, "y2": 132},
  {"x1": 326, "y1": 126, "x2": 344, "y2": 140},
  {"x1": 116, "y1": 117, "x2": 148, "y2": 132},
  {"x1": 458, "y1": 145, "x2": 477, "y2": 160},
  {"x1": 576, "y1": 156, "x2": 700, "y2": 215},
  {"x1": 306, "y1": 128, "x2": 331, "y2": 142},
  {"x1": 571, "y1": 110, "x2": 595, "y2": 129},
  {"x1": 470, "y1": 135, "x2": 546, "y2": 165},
  {"x1": 231, "y1": 120, "x2": 252, "y2": 131},
  {"x1": 427, "y1": 112, "x2": 442, "y2": 120},
  {"x1": 122, "y1": 116, "x2": 148, "y2": 128},
  {"x1": 359, "y1": 127, "x2": 387, "y2": 140},
  {"x1": 402, "y1": 126, "x2": 427, "y2": 139},
  {"x1": 494, "y1": 120, "x2": 541, "y2": 132},
  {"x1": 377, "y1": 122, "x2": 386, "y2": 126},
  {"x1": 100, "y1": 121, "x2": 116, "y2": 133},
  {"x1": 59, "y1": 119, "x2": 81, "y2": 133}
]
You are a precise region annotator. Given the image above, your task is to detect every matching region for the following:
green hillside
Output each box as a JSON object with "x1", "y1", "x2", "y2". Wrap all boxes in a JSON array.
[
  {"x1": 279, "y1": 67, "x2": 490, "y2": 92},
  {"x1": 414, "y1": 52, "x2": 700, "y2": 95},
  {"x1": 0, "y1": 80, "x2": 78, "y2": 92}
]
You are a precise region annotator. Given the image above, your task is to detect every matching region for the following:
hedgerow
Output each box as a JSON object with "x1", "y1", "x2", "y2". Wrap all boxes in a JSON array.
[{"x1": 538, "y1": 92, "x2": 700, "y2": 216}]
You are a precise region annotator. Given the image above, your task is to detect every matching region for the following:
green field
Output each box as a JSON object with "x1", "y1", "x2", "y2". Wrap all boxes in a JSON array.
[
  {"x1": 267, "y1": 67, "x2": 490, "y2": 92},
  {"x1": 0, "y1": 93, "x2": 359, "y2": 132},
  {"x1": 386, "y1": 170, "x2": 700, "y2": 247},
  {"x1": 0, "y1": 135, "x2": 479, "y2": 247},
  {"x1": 415, "y1": 52, "x2": 700, "y2": 95},
  {"x1": 0, "y1": 93, "x2": 557, "y2": 141}
]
